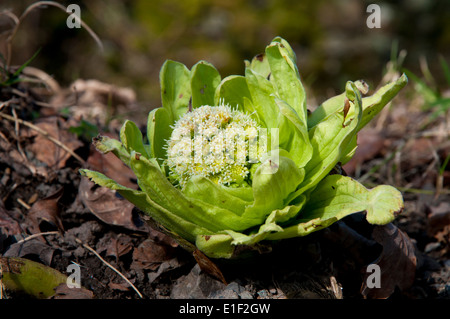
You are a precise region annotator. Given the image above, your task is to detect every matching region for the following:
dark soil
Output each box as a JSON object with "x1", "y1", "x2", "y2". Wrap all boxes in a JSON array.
[{"x1": 0, "y1": 78, "x2": 449, "y2": 300}]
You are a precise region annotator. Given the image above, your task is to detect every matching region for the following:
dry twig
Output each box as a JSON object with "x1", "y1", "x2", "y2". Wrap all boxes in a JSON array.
[
  {"x1": 16, "y1": 198, "x2": 31, "y2": 210},
  {"x1": 4, "y1": 1, "x2": 103, "y2": 70},
  {"x1": 0, "y1": 111, "x2": 86, "y2": 165},
  {"x1": 75, "y1": 238, "x2": 143, "y2": 299},
  {"x1": 16, "y1": 231, "x2": 60, "y2": 244}
]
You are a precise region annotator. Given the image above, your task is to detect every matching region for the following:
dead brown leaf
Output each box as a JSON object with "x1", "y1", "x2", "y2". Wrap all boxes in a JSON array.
[
  {"x1": 78, "y1": 138, "x2": 150, "y2": 232},
  {"x1": 0, "y1": 200, "x2": 22, "y2": 236},
  {"x1": 25, "y1": 187, "x2": 65, "y2": 236},
  {"x1": 427, "y1": 202, "x2": 450, "y2": 247},
  {"x1": 131, "y1": 238, "x2": 175, "y2": 271},
  {"x1": 26, "y1": 116, "x2": 83, "y2": 169},
  {"x1": 109, "y1": 236, "x2": 134, "y2": 259},
  {"x1": 427, "y1": 202, "x2": 450, "y2": 236},
  {"x1": 50, "y1": 79, "x2": 137, "y2": 125},
  {"x1": 147, "y1": 227, "x2": 179, "y2": 249},
  {"x1": 50, "y1": 283, "x2": 95, "y2": 299},
  {"x1": 97, "y1": 233, "x2": 134, "y2": 260},
  {"x1": 401, "y1": 137, "x2": 438, "y2": 171},
  {"x1": 193, "y1": 249, "x2": 227, "y2": 285},
  {"x1": 108, "y1": 281, "x2": 132, "y2": 293},
  {"x1": 3, "y1": 239, "x2": 56, "y2": 266},
  {"x1": 361, "y1": 223, "x2": 417, "y2": 299},
  {"x1": 86, "y1": 141, "x2": 137, "y2": 190},
  {"x1": 79, "y1": 177, "x2": 147, "y2": 232},
  {"x1": 0, "y1": 129, "x2": 48, "y2": 178}
]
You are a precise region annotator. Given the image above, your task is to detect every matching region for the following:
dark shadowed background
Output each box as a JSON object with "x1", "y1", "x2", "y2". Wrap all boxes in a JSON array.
[{"x1": 1, "y1": 0, "x2": 449, "y2": 110}]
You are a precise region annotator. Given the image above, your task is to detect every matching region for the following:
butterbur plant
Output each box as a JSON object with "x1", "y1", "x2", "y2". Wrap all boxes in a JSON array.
[{"x1": 80, "y1": 37, "x2": 407, "y2": 259}]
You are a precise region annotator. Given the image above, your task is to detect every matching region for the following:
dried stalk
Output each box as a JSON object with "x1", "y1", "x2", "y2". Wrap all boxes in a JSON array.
[
  {"x1": 4, "y1": 1, "x2": 103, "y2": 70},
  {"x1": 75, "y1": 238, "x2": 143, "y2": 299},
  {"x1": 16, "y1": 231, "x2": 60, "y2": 244},
  {"x1": 0, "y1": 111, "x2": 85, "y2": 165}
]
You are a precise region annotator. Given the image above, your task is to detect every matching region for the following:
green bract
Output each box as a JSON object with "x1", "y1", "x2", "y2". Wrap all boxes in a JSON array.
[{"x1": 80, "y1": 37, "x2": 407, "y2": 259}]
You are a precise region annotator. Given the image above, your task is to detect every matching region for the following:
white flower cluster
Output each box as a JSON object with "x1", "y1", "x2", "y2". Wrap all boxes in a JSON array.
[{"x1": 166, "y1": 104, "x2": 265, "y2": 187}]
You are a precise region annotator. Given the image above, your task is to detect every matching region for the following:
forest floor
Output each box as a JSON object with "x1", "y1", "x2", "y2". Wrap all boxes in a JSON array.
[{"x1": 0, "y1": 71, "x2": 449, "y2": 300}]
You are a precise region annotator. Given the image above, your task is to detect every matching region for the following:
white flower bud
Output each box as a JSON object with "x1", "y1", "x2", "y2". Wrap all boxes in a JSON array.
[{"x1": 166, "y1": 104, "x2": 263, "y2": 187}]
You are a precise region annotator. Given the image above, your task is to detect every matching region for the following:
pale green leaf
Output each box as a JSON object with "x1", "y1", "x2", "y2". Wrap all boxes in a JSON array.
[
  {"x1": 245, "y1": 67, "x2": 278, "y2": 128},
  {"x1": 214, "y1": 75, "x2": 251, "y2": 113},
  {"x1": 298, "y1": 81, "x2": 362, "y2": 193},
  {"x1": 266, "y1": 41, "x2": 308, "y2": 125},
  {"x1": 160, "y1": 60, "x2": 191, "y2": 122},
  {"x1": 129, "y1": 153, "x2": 259, "y2": 232},
  {"x1": 270, "y1": 36, "x2": 297, "y2": 66},
  {"x1": 79, "y1": 168, "x2": 212, "y2": 242},
  {"x1": 265, "y1": 217, "x2": 338, "y2": 241},
  {"x1": 120, "y1": 120, "x2": 149, "y2": 158},
  {"x1": 274, "y1": 97, "x2": 312, "y2": 168},
  {"x1": 244, "y1": 52, "x2": 271, "y2": 79},
  {"x1": 0, "y1": 257, "x2": 75, "y2": 299},
  {"x1": 224, "y1": 200, "x2": 306, "y2": 246},
  {"x1": 147, "y1": 107, "x2": 172, "y2": 161},
  {"x1": 357, "y1": 73, "x2": 408, "y2": 131},
  {"x1": 183, "y1": 176, "x2": 253, "y2": 216},
  {"x1": 307, "y1": 92, "x2": 346, "y2": 129},
  {"x1": 195, "y1": 234, "x2": 235, "y2": 259},
  {"x1": 308, "y1": 75, "x2": 408, "y2": 131},
  {"x1": 190, "y1": 60, "x2": 221, "y2": 108},
  {"x1": 300, "y1": 174, "x2": 403, "y2": 225},
  {"x1": 243, "y1": 154, "x2": 305, "y2": 222},
  {"x1": 93, "y1": 135, "x2": 131, "y2": 166}
]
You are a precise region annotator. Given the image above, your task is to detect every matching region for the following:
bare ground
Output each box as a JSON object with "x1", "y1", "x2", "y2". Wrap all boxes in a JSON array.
[{"x1": 0, "y1": 77, "x2": 449, "y2": 300}]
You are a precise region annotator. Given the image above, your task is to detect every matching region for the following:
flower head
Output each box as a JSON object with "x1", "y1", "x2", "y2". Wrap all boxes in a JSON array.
[{"x1": 166, "y1": 104, "x2": 262, "y2": 188}]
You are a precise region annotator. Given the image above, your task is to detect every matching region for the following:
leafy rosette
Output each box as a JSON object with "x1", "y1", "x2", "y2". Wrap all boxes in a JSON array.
[{"x1": 80, "y1": 37, "x2": 407, "y2": 259}]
